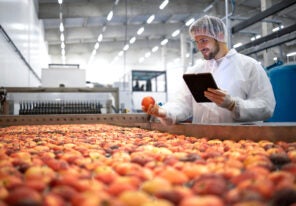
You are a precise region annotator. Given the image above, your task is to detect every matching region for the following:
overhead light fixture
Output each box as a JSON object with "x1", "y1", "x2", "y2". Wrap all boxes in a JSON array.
[
  {"x1": 123, "y1": 44, "x2": 129, "y2": 51},
  {"x1": 129, "y1": 36, "x2": 136, "y2": 44},
  {"x1": 92, "y1": 50, "x2": 96, "y2": 56},
  {"x1": 107, "y1": 10, "x2": 113, "y2": 21},
  {"x1": 59, "y1": 22, "x2": 64, "y2": 32},
  {"x1": 161, "y1": 39, "x2": 168, "y2": 46},
  {"x1": 185, "y1": 18, "x2": 195, "y2": 26},
  {"x1": 152, "y1": 46, "x2": 159, "y2": 52},
  {"x1": 145, "y1": 52, "x2": 151, "y2": 58},
  {"x1": 146, "y1": 15, "x2": 155, "y2": 24},
  {"x1": 58, "y1": 0, "x2": 63, "y2": 4},
  {"x1": 250, "y1": 34, "x2": 261, "y2": 41},
  {"x1": 203, "y1": 4, "x2": 213, "y2": 13},
  {"x1": 118, "y1": 51, "x2": 124, "y2": 56},
  {"x1": 171, "y1": 29, "x2": 180, "y2": 37},
  {"x1": 97, "y1": 34, "x2": 103, "y2": 42},
  {"x1": 114, "y1": 0, "x2": 119, "y2": 5},
  {"x1": 61, "y1": 42, "x2": 65, "y2": 49},
  {"x1": 60, "y1": 33, "x2": 64, "y2": 42},
  {"x1": 272, "y1": 25, "x2": 284, "y2": 32},
  {"x1": 61, "y1": 49, "x2": 65, "y2": 56},
  {"x1": 139, "y1": 57, "x2": 144, "y2": 63},
  {"x1": 94, "y1": 42, "x2": 99, "y2": 49},
  {"x1": 174, "y1": 58, "x2": 180, "y2": 63},
  {"x1": 287, "y1": 51, "x2": 296, "y2": 57},
  {"x1": 137, "y1": 27, "x2": 144, "y2": 35},
  {"x1": 233, "y1": 42, "x2": 242, "y2": 48},
  {"x1": 159, "y1": 0, "x2": 169, "y2": 10}
]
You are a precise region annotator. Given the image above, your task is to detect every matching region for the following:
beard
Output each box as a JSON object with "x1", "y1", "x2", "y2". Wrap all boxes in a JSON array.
[{"x1": 202, "y1": 40, "x2": 220, "y2": 60}]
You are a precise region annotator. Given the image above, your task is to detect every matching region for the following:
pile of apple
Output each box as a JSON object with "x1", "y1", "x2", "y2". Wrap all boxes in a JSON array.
[{"x1": 0, "y1": 124, "x2": 296, "y2": 206}]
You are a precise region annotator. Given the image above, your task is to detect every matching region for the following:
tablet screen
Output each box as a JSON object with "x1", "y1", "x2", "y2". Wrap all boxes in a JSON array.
[{"x1": 183, "y1": 73, "x2": 218, "y2": 102}]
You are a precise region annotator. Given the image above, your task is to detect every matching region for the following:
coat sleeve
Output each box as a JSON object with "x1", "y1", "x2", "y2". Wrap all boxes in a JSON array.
[
  {"x1": 232, "y1": 60, "x2": 276, "y2": 122},
  {"x1": 161, "y1": 81, "x2": 193, "y2": 124}
]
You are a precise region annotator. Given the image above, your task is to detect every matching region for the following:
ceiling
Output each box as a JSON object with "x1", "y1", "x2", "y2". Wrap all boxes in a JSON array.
[{"x1": 38, "y1": 0, "x2": 296, "y2": 73}]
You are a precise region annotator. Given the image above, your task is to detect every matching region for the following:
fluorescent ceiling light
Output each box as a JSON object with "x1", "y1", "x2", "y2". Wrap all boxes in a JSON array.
[
  {"x1": 61, "y1": 49, "x2": 65, "y2": 56},
  {"x1": 161, "y1": 39, "x2": 168, "y2": 46},
  {"x1": 152, "y1": 46, "x2": 159, "y2": 52},
  {"x1": 250, "y1": 34, "x2": 261, "y2": 41},
  {"x1": 123, "y1": 44, "x2": 129, "y2": 51},
  {"x1": 129, "y1": 36, "x2": 136, "y2": 44},
  {"x1": 97, "y1": 34, "x2": 103, "y2": 42},
  {"x1": 203, "y1": 4, "x2": 213, "y2": 13},
  {"x1": 145, "y1": 52, "x2": 151, "y2": 58},
  {"x1": 137, "y1": 27, "x2": 144, "y2": 35},
  {"x1": 92, "y1": 50, "x2": 96, "y2": 56},
  {"x1": 59, "y1": 22, "x2": 64, "y2": 32},
  {"x1": 60, "y1": 33, "x2": 64, "y2": 42},
  {"x1": 287, "y1": 52, "x2": 296, "y2": 57},
  {"x1": 174, "y1": 58, "x2": 180, "y2": 63},
  {"x1": 171, "y1": 29, "x2": 180, "y2": 37},
  {"x1": 233, "y1": 42, "x2": 242, "y2": 48},
  {"x1": 139, "y1": 57, "x2": 144, "y2": 63},
  {"x1": 114, "y1": 0, "x2": 119, "y2": 5},
  {"x1": 94, "y1": 42, "x2": 99, "y2": 49},
  {"x1": 61, "y1": 42, "x2": 65, "y2": 49},
  {"x1": 107, "y1": 10, "x2": 113, "y2": 21},
  {"x1": 147, "y1": 15, "x2": 155, "y2": 24},
  {"x1": 272, "y1": 25, "x2": 284, "y2": 32},
  {"x1": 118, "y1": 51, "x2": 124, "y2": 56},
  {"x1": 58, "y1": 0, "x2": 63, "y2": 4},
  {"x1": 185, "y1": 18, "x2": 195, "y2": 26},
  {"x1": 159, "y1": 0, "x2": 169, "y2": 10}
]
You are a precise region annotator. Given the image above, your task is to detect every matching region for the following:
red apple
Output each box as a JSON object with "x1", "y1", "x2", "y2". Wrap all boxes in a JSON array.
[
  {"x1": 179, "y1": 195, "x2": 224, "y2": 206},
  {"x1": 141, "y1": 96, "x2": 155, "y2": 111},
  {"x1": 43, "y1": 193, "x2": 67, "y2": 206},
  {"x1": 4, "y1": 186, "x2": 42, "y2": 206}
]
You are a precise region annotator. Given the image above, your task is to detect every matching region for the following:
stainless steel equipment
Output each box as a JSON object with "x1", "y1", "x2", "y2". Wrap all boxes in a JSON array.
[{"x1": 1, "y1": 87, "x2": 120, "y2": 115}]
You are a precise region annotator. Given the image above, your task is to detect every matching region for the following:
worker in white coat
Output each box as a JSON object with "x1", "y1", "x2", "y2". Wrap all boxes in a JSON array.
[{"x1": 143, "y1": 15, "x2": 276, "y2": 124}]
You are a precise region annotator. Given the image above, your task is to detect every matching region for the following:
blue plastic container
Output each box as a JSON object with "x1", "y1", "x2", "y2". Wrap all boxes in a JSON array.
[{"x1": 266, "y1": 64, "x2": 296, "y2": 122}]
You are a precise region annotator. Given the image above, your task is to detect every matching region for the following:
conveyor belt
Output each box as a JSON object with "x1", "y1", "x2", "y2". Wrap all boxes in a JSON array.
[{"x1": 0, "y1": 114, "x2": 296, "y2": 143}]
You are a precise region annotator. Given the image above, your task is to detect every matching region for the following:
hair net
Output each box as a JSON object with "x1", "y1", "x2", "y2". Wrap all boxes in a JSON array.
[{"x1": 189, "y1": 15, "x2": 227, "y2": 43}]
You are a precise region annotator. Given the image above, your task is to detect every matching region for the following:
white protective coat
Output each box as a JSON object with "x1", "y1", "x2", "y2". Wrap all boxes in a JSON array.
[{"x1": 162, "y1": 49, "x2": 276, "y2": 124}]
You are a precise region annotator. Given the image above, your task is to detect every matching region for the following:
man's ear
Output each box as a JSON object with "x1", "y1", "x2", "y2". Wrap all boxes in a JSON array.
[{"x1": 217, "y1": 32, "x2": 225, "y2": 42}]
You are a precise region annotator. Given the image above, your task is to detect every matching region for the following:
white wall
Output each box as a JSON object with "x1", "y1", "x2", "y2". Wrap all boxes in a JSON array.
[{"x1": 0, "y1": 0, "x2": 49, "y2": 87}]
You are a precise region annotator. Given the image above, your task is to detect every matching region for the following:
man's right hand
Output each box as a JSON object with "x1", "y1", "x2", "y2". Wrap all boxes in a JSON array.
[{"x1": 142, "y1": 104, "x2": 166, "y2": 118}]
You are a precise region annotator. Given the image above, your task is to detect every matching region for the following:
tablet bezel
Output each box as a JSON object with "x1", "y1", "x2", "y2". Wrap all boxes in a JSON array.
[{"x1": 183, "y1": 73, "x2": 218, "y2": 103}]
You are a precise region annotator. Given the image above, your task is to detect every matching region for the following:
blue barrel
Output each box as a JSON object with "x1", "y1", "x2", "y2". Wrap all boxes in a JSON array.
[{"x1": 266, "y1": 64, "x2": 296, "y2": 122}]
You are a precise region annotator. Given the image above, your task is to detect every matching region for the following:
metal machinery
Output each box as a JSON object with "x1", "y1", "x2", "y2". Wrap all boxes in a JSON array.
[
  {"x1": 1, "y1": 86, "x2": 295, "y2": 143},
  {"x1": 1, "y1": 87, "x2": 120, "y2": 115}
]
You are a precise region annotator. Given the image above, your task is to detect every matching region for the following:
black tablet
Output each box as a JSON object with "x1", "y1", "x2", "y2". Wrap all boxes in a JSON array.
[{"x1": 183, "y1": 73, "x2": 218, "y2": 102}]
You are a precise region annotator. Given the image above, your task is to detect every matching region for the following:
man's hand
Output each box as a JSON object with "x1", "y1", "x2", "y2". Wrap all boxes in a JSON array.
[
  {"x1": 142, "y1": 104, "x2": 166, "y2": 118},
  {"x1": 204, "y1": 88, "x2": 235, "y2": 111}
]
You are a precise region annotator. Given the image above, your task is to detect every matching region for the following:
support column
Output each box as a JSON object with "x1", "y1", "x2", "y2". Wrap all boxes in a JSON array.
[
  {"x1": 261, "y1": 0, "x2": 273, "y2": 66},
  {"x1": 180, "y1": 32, "x2": 188, "y2": 73},
  {"x1": 161, "y1": 45, "x2": 168, "y2": 102}
]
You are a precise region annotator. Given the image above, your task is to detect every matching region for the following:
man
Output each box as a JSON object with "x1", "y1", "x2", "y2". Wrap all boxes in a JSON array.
[{"x1": 143, "y1": 15, "x2": 276, "y2": 124}]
